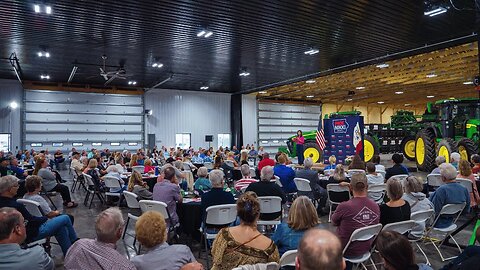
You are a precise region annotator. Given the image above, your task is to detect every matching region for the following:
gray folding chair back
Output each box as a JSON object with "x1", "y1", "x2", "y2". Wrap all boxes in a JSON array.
[
  {"x1": 456, "y1": 178, "x2": 473, "y2": 193},
  {"x1": 17, "y1": 199, "x2": 45, "y2": 217},
  {"x1": 343, "y1": 224, "x2": 383, "y2": 266},
  {"x1": 367, "y1": 184, "x2": 386, "y2": 204},
  {"x1": 279, "y1": 249, "x2": 297, "y2": 267},
  {"x1": 326, "y1": 183, "x2": 351, "y2": 222},
  {"x1": 132, "y1": 166, "x2": 145, "y2": 174},
  {"x1": 139, "y1": 200, "x2": 169, "y2": 219},
  {"x1": 294, "y1": 178, "x2": 311, "y2": 192},
  {"x1": 123, "y1": 191, "x2": 141, "y2": 209},
  {"x1": 382, "y1": 220, "x2": 415, "y2": 235},
  {"x1": 389, "y1": 174, "x2": 408, "y2": 184},
  {"x1": 426, "y1": 174, "x2": 443, "y2": 188}
]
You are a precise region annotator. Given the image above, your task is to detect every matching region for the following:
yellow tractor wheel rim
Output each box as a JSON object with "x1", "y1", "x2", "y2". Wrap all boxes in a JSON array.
[
  {"x1": 364, "y1": 140, "x2": 375, "y2": 162},
  {"x1": 416, "y1": 137, "x2": 425, "y2": 165},
  {"x1": 404, "y1": 140, "x2": 416, "y2": 159},
  {"x1": 438, "y1": 145, "x2": 450, "y2": 163},
  {"x1": 304, "y1": 147, "x2": 320, "y2": 163},
  {"x1": 458, "y1": 146, "x2": 468, "y2": 161}
]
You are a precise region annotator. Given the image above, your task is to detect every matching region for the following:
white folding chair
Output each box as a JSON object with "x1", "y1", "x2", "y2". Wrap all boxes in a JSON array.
[
  {"x1": 382, "y1": 220, "x2": 415, "y2": 235},
  {"x1": 200, "y1": 204, "x2": 237, "y2": 269},
  {"x1": 103, "y1": 176, "x2": 124, "y2": 206},
  {"x1": 257, "y1": 196, "x2": 283, "y2": 227},
  {"x1": 224, "y1": 160, "x2": 235, "y2": 168},
  {"x1": 249, "y1": 167, "x2": 256, "y2": 178},
  {"x1": 132, "y1": 166, "x2": 145, "y2": 174},
  {"x1": 389, "y1": 174, "x2": 409, "y2": 184},
  {"x1": 410, "y1": 209, "x2": 435, "y2": 266},
  {"x1": 425, "y1": 203, "x2": 466, "y2": 261},
  {"x1": 122, "y1": 191, "x2": 141, "y2": 254},
  {"x1": 347, "y1": 169, "x2": 366, "y2": 177},
  {"x1": 204, "y1": 162, "x2": 213, "y2": 170},
  {"x1": 82, "y1": 173, "x2": 105, "y2": 208},
  {"x1": 294, "y1": 177, "x2": 315, "y2": 205},
  {"x1": 274, "y1": 175, "x2": 282, "y2": 187},
  {"x1": 376, "y1": 170, "x2": 386, "y2": 179},
  {"x1": 456, "y1": 178, "x2": 473, "y2": 193},
  {"x1": 279, "y1": 249, "x2": 297, "y2": 267},
  {"x1": 17, "y1": 199, "x2": 50, "y2": 250},
  {"x1": 324, "y1": 169, "x2": 335, "y2": 176},
  {"x1": 367, "y1": 184, "x2": 386, "y2": 204},
  {"x1": 343, "y1": 224, "x2": 383, "y2": 270},
  {"x1": 427, "y1": 173, "x2": 443, "y2": 189},
  {"x1": 326, "y1": 184, "x2": 351, "y2": 222},
  {"x1": 232, "y1": 262, "x2": 280, "y2": 270},
  {"x1": 138, "y1": 200, "x2": 178, "y2": 235}
]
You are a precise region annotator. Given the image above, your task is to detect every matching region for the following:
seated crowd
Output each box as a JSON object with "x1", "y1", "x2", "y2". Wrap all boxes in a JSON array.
[{"x1": 0, "y1": 145, "x2": 479, "y2": 270}]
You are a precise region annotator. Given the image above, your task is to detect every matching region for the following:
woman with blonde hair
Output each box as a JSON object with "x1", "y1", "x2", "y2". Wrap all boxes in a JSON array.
[
  {"x1": 143, "y1": 158, "x2": 155, "y2": 174},
  {"x1": 129, "y1": 154, "x2": 138, "y2": 167},
  {"x1": 240, "y1": 150, "x2": 249, "y2": 166},
  {"x1": 457, "y1": 159, "x2": 480, "y2": 207},
  {"x1": 272, "y1": 196, "x2": 322, "y2": 255},
  {"x1": 211, "y1": 192, "x2": 279, "y2": 269},
  {"x1": 128, "y1": 171, "x2": 152, "y2": 200}
]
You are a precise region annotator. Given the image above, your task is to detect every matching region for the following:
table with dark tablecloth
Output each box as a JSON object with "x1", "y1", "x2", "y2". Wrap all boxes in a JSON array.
[{"x1": 177, "y1": 201, "x2": 202, "y2": 241}]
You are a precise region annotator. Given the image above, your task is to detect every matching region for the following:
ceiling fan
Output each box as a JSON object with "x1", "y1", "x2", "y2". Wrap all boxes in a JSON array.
[{"x1": 98, "y1": 55, "x2": 132, "y2": 86}]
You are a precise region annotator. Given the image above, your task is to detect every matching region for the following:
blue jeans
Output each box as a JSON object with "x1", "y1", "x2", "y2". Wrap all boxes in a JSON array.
[
  {"x1": 440, "y1": 245, "x2": 480, "y2": 270},
  {"x1": 35, "y1": 214, "x2": 78, "y2": 255}
]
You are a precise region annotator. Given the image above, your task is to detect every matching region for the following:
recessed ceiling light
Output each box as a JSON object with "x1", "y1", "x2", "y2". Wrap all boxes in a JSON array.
[
  {"x1": 128, "y1": 81, "x2": 137, "y2": 85},
  {"x1": 45, "y1": 6, "x2": 52, "y2": 14},
  {"x1": 40, "y1": 75, "x2": 50, "y2": 79},
  {"x1": 427, "y1": 95, "x2": 435, "y2": 98},
  {"x1": 200, "y1": 86, "x2": 209, "y2": 90},
  {"x1": 377, "y1": 101, "x2": 385, "y2": 104},
  {"x1": 426, "y1": 73, "x2": 437, "y2": 78},
  {"x1": 404, "y1": 103, "x2": 411, "y2": 106},
  {"x1": 306, "y1": 95, "x2": 314, "y2": 98},
  {"x1": 34, "y1": 4, "x2": 40, "y2": 13},
  {"x1": 259, "y1": 91, "x2": 267, "y2": 94},
  {"x1": 356, "y1": 86, "x2": 365, "y2": 90},
  {"x1": 305, "y1": 79, "x2": 316, "y2": 84},
  {"x1": 395, "y1": 91, "x2": 404, "y2": 94},
  {"x1": 304, "y1": 48, "x2": 319, "y2": 55},
  {"x1": 463, "y1": 81, "x2": 473, "y2": 85},
  {"x1": 376, "y1": 63, "x2": 389, "y2": 68}
]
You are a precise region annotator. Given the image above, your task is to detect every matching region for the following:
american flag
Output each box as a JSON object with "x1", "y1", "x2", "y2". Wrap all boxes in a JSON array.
[{"x1": 317, "y1": 104, "x2": 326, "y2": 150}]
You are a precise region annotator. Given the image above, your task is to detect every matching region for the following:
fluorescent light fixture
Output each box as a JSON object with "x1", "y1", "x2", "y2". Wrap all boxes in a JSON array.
[
  {"x1": 259, "y1": 91, "x2": 267, "y2": 94},
  {"x1": 45, "y1": 52, "x2": 50, "y2": 57},
  {"x1": 463, "y1": 81, "x2": 473, "y2": 85},
  {"x1": 426, "y1": 73, "x2": 437, "y2": 78},
  {"x1": 52, "y1": 143, "x2": 63, "y2": 147},
  {"x1": 306, "y1": 95, "x2": 314, "y2": 98},
  {"x1": 152, "y1": 63, "x2": 163, "y2": 68},
  {"x1": 427, "y1": 95, "x2": 435, "y2": 98},
  {"x1": 37, "y1": 52, "x2": 43, "y2": 57},
  {"x1": 31, "y1": 143, "x2": 42, "y2": 147},
  {"x1": 273, "y1": 140, "x2": 279, "y2": 143},
  {"x1": 404, "y1": 104, "x2": 411, "y2": 106},
  {"x1": 152, "y1": 63, "x2": 158, "y2": 67},
  {"x1": 376, "y1": 63, "x2": 389, "y2": 68},
  {"x1": 197, "y1": 30, "x2": 206, "y2": 37},
  {"x1": 200, "y1": 86, "x2": 209, "y2": 90},
  {"x1": 72, "y1": 142, "x2": 83, "y2": 146},
  {"x1": 305, "y1": 79, "x2": 316, "y2": 84},
  {"x1": 45, "y1": 6, "x2": 52, "y2": 14},
  {"x1": 239, "y1": 71, "x2": 250, "y2": 76},
  {"x1": 9, "y1": 101, "x2": 18, "y2": 109},
  {"x1": 34, "y1": 4, "x2": 40, "y2": 13},
  {"x1": 128, "y1": 142, "x2": 138, "y2": 146},
  {"x1": 38, "y1": 51, "x2": 50, "y2": 58},
  {"x1": 377, "y1": 101, "x2": 385, "y2": 104},
  {"x1": 346, "y1": 98, "x2": 353, "y2": 101},
  {"x1": 425, "y1": 7, "x2": 447, "y2": 17},
  {"x1": 304, "y1": 48, "x2": 319, "y2": 55},
  {"x1": 92, "y1": 143, "x2": 102, "y2": 146},
  {"x1": 204, "y1": 31, "x2": 213, "y2": 38},
  {"x1": 395, "y1": 91, "x2": 404, "y2": 94},
  {"x1": 128, "y1": 81, "x2": 137, "y2": 85},
  {"x1": 110, "y1": 142, "x2": 120, "y2": 146},
  {"x1": 261, "y1": 140, "x2": 268, "y2": 144},
  {"x1": 40, "y1": 75, "x2": 50, "y2": 79},
  {"x1": 355, "y1": 86, "x2": 365, "y2": 90},
  {"x1": 449, "y1": 97, "x2": 455, "y2": 99}
]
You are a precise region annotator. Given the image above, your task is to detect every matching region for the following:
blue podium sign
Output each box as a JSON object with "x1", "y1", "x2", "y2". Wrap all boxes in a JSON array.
[{"x1": 323, "y1": 115, "x2": 364, "y2": 165}]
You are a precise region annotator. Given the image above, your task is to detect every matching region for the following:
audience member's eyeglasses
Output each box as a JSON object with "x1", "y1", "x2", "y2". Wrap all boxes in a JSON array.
[{"x1": 23, "y1": 220, "x2": 28, "y2": 226}]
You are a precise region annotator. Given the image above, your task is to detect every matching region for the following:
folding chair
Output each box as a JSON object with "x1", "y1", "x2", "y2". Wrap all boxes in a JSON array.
[
  {"x1": 103, "y1": 176, "x2": 124, "y2": 206},
  {"x1": 200, "y1": 204, "x2": 237, "y2": 269},
  {"x1": 132, "y1": 166, "x2": 145, "y2": 174},
  {"x1": 427, "y1": 174, "x2": 443, "y2": 194},
  {"x1": 138, "y1": 200, "x2": 179, "y2": 239},
  {"x1": 257, "y1": 196, "x2": 283, "y2": 227},
  {"x1": 376, "y1": 170, "x2": 386, "y2": 179},
  {"x1": 324, "y1": 169, "x2": 335, "y2": 176},
  {"x1": 274, "y1": 175, "x2": 282, "y2": 187},
  {"x1": 122, "y1": 191, "x2": 141, "y2": 254},
  {"x1": 232, "y1": 262, "x2": 280, "y2": 270},
  {"x1": 17, "y1": 199, "x2": 51, "y2": 254},
  {"x1": 224, "y1": 160, "x2": 235, "y2": 168},
  {"x1": 343, "y1": 224, "x2": 383, "y2": 270},
  {"x1": 381, "y1": 220, "x2": 415, "y2": 235},
  {"x1": 389, "y1": 174, "x2": 409, "y2": 184},
  {"x1": 204, "y1": 162, "x2": 213, "y2": 170},
  {"x1": 294, "y1": 178, "x2": 315, "y2": 205},
  {"x1": 279, "y1": 249, "x2": 297, "y2": 267},
  {"x1": 40, "y1": 187, "x2": 58, "y2": 210},
  {"x1": 425, "y1": 203, "x2": 466, "y2": 261},
  {"x1": 410, "y1": 209, "x2": 435, "y2": 265},
  {"x1": 327, "y1": 184, "x2": 351, "y2": 222},
  {"x1": 82, "y1": 173, "x2": 105, "y2": 209},
  {"x1": 347, "y1": 169, "x2": 366, "y2": 177},
  {"x1": 456, "y1": 178, "x2": 473, "y2": 193},
  {"x1": 71, "y1": 168, "x2": 87, "y2": 193},
  {"x1": 367, "y1": 184, "x2": 386, "y2": 204}
]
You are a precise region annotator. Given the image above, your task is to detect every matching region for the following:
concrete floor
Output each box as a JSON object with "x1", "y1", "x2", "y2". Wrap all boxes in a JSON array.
[{"x1": 46, "y1": 154, "x2": 475, "y2": 269}]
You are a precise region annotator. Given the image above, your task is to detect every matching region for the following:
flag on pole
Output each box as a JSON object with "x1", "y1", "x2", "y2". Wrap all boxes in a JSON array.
[{"x1": 317, "y1": 104, "x2": 326, "y2": 150}]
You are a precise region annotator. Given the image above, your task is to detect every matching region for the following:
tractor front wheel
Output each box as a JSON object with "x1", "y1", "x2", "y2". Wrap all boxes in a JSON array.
[
  {"x1": 303, "y1": 142, "x2": 322, "y2": 163},
  {"x1": 401, "y1": 136, "x2": 416, "y2": 161},
  {"x1": 364, "y1": 135, "x2": 379, "y2": 162},
  {"x1": 436, "y1": 138, "x2": 457, "y2": 163},
  {"x1": 415, "y1": 129, "x2": 436, "y2": 172},
  {"x1": 457, "y1": 138, "x2": 478, "y2": 162}
]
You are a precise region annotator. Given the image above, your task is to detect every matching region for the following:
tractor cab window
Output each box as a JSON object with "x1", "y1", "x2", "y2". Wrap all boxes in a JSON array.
[{"x1": 438, "y1": 106, "x2": 450, "y2": 121}]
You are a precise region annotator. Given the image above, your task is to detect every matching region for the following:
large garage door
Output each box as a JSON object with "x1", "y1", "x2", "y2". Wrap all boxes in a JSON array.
[
  {"x1": 24, "y1": 90, "x2": 144, "y2": 151},
  {"x1": 258, "y1": 102, "x2": 319, "y2": 154}
]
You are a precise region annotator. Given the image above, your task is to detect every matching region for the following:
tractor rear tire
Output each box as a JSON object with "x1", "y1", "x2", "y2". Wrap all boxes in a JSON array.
[
  {"x1": 303, "y1": 142, "x2": 322, "y2": 163},
  {"x1": 436, "y1": 138, "x2": 457, "y2": 163},
  {"x1": 456, "y1": 138, "x2": 478, "y2": 162},
  {"x1": 364, "y1": 135, "x2": 379, "y2": 162},
  {"x1": 401, "y1": 136, "x2": 416, "y2": 161},
  {"x1": 415, "y1": 129, "x2": 436, "y2": 172}
]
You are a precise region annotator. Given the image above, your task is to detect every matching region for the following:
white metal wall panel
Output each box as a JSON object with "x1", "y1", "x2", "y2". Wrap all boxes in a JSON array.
[
  {"x1": 0, "y1": 79, "x2": 23, "y2": 151},
  {"x1": 145, "y1": 89, "x2": 231, "y2": 149},
  {"x1": 241, "y1": 95, "x2": 257, "y2": 146},
  {"x1": 24, "y1": 90, "x2": 143, "y2": 151},
  {"x1": 258, "y1": 102, "x2": 320, "y2": 154}
]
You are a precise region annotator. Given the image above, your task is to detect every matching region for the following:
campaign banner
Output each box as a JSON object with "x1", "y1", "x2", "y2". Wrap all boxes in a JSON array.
[{"x1": 323, "y1": 115, "x2": 364, "y2": 164}]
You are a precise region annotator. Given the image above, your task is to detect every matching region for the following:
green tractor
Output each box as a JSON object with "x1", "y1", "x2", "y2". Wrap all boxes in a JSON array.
[{"x1": 402, "y1": 98, "x2": 480, "y2": 172}]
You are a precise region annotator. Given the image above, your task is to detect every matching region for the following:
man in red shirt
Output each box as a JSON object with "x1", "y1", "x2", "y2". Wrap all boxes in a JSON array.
[{"x1": 258, "y1": 153, "x2": 275, "y2": 172}]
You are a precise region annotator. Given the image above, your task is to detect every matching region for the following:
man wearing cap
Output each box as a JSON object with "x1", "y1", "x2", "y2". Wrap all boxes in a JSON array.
[
  {"x1": 0, "y1": 157, "x2": 9, "y2": 177},
  {"x1": 331, "y1": 174, "x2": 380, "y2": 263}
]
